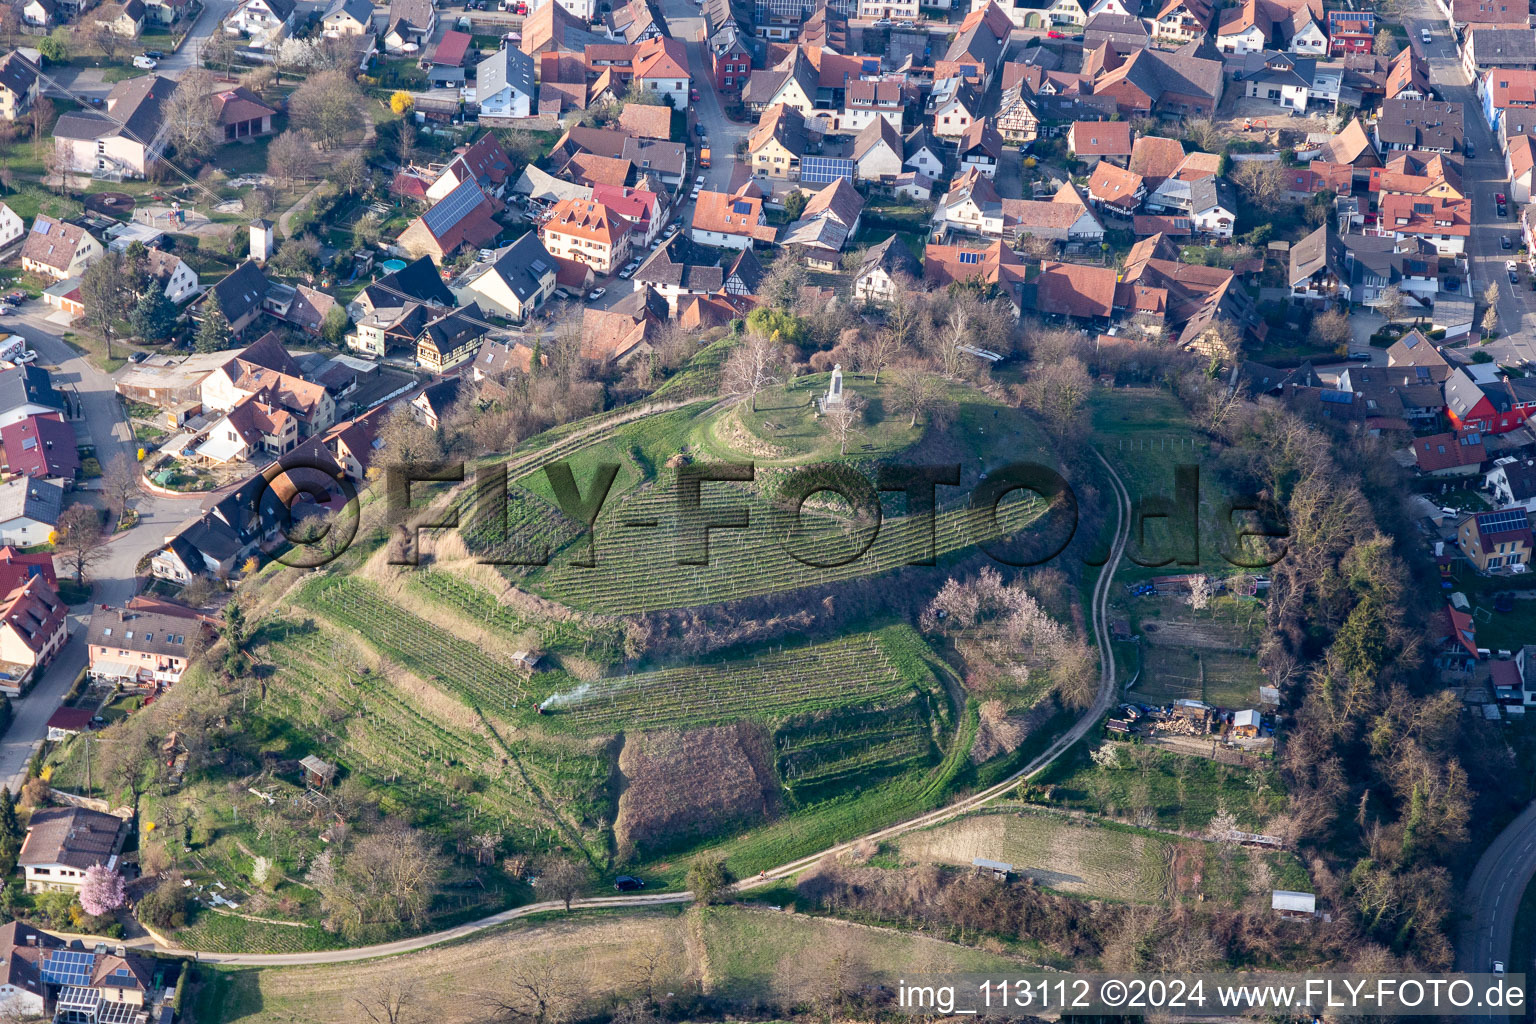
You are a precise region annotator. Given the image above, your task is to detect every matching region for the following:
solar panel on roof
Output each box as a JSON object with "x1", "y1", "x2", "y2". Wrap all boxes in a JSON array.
[
  {"x1": 801, "y1": 156, "x2": 855, "y2": 185},
  {"x1": 1318, "y1": 390, "x2": 1353, "y2": 404},
  {"x1": 42, "y1": 950, "x2": 95, "y2": 987},
  {"x1": 33, "y1": 221, "x2": 49, "y2": 235},
  {"x1": 530, "y1": 258, "x2": 548, "y2": 273},
  {"x1": 1478, "y1": 509, "x2": 1529, "y2": 532},
  {"x1": 422, "y1": 180, "x2": 484, "y2": 237},
  {"x1": 732, "y1": 200, "x2": 752, "y2": 214}
]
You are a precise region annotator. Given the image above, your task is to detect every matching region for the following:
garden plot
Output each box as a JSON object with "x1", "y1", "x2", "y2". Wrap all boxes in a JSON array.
[{"x1": 1132, "y1": 611, "x2": 1267, "y2": 710}]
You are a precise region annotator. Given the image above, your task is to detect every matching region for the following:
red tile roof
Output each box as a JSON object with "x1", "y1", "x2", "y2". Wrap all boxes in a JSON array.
[
  {"x1": 1034, "y1": 260, "x2": 1117, "y2": 318},
  {"x1": 1070, "y1": 119, "x2": 1132, "y2": 157},
  {"x1": 431, "y1": 29, "x2": 472, "y2": 66},
  {"x1": 1414, "y1": 428, "x2": 1485, "y2": 472}
]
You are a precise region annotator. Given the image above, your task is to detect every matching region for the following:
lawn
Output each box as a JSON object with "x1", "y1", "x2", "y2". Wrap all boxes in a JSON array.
[{"x1": 61, "y1": 330, "x2": 141, "y2": 374}]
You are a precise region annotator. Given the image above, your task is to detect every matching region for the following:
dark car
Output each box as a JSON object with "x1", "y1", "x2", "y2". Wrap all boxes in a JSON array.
[
  {"x1": 1445, "y1": 276, "x2": 1460, "y2": 291},
  {"x1": 1467, "y1": 143, "x2": 1477, "y2": 158},
  {"x1": 1503, "y1": 235, "x2": 1513, "y2": 249},
  {"x1": 4, "y1": 292, "x2": 24, "y2": 304},
  {"x1": 614, "y1": 876, "x2": 645, "y2": 892},
  {"x1": 694, "y1": 123, "x2": 706, "y2": 137},
  {"x1": 1499, "y1": 204, "x2": 1509, "y2": 218},
  {"x1": 144, "y1": 49, "x2": 165, "y2": 59}
]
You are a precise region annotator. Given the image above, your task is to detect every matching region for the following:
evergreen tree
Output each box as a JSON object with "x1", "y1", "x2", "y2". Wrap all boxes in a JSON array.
[
  {"x1": 196, "y1": 290, "x2": 231, "y2": 353},
  {"x1": 130, "y1": 288, "x2": 176, "y2": 343},
  {"x1": 0, "y1": 787, "x2": 21, "y2": 878}
]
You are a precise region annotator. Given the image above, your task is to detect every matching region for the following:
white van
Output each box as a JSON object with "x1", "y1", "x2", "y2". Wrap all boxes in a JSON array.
[{"x1": 132, "y1": 54, "x2": 158, "y2": 69}]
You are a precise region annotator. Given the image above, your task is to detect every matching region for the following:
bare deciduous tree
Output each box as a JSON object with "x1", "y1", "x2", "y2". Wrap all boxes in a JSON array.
[
  {"x1": 100, "y1": 454, "x2": 137, "y2": 524},
  {"x1": 288, "y1": 71, "x2": 365, "y2": 149},
  {"x1": 266, "y1": 130, "x2": 313, "y2": 188},
  {"x1": 1310, "y1": 309, "x2": 1350, "y2": 349},
  {"x1": 822, "y1": 390, "x2": 865, "y2": 456},
  {"x1": 1377, "y1": 284, "x2": 1407, "y2": 325},
  {"x1": 354, "y1": 979, "x2": 420, "y2": 1024},
  {"x1": 722, "y1": 330, "x2": 784, "y2": 412},
  {"x1": 887, "y1": 365, "x2": 946, "y2": 428},
  {"x1": 161, "y1": 68, "x2": 221, "y2": 162},
  {"x1": 1231, "y1": 159, "x2": 1286, "y2": 210},
  {"x1": 537, "y1": 855, "x2": 587, "y2": 912}
]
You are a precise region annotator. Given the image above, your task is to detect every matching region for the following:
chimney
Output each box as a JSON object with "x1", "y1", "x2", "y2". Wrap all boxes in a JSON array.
[{"x1": 26, "y1": 935, "x2": 36, "y2": 946}]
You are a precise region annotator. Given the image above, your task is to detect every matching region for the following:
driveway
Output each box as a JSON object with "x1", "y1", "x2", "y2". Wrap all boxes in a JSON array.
[
  {"x1": 157, "y1": 0, "x2": 242, "y2": 76},
  {"x1": 0, "y1": 308, "x2": 203, "y2": 792}
]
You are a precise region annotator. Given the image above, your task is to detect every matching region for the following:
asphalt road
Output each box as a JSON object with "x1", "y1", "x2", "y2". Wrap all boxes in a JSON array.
[
  {"x1": 1458, "y1": 800, "x2": 1536, "y2": 1023},
  {"x1": 0, "y1": 307, "x2": 202, "y2": 794},
  {"x1": 1405, "y1": 0, "x2": 1536, "y2": 365}
]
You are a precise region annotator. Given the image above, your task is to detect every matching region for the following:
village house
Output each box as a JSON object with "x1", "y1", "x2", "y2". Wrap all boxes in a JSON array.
[
  {"x1": 540, "y1": 197, "x2": 631, "y2": 275},
  {"x1": 86, "y1": 602, "x2": 209, "y2": 688},
  {"x1": 1093, "y1": 46, "x2": 1224, "y2": 118},
  {"x1": 321, "y1": 0, "x2": 373, "y2": 35},
  {"x1": 958, "y1": 119, "x2": 1004, "y2": 178},
  {"x1": 0, "y1": 52, "x2": 38, "y2": 121},
  {"x1": 152, "y1": 512, "x2": 245, "y2": 582},
  {"x1": 475, "y1": 46, "x2": 538, "y2": 118},
  {"x1": 0, "y1": 415, "x2": 78, "y2": 486},
  {"x1": 1456, "y1": 508, "x2": 1534, "y2": 572},
  {"x1": 1326, "y1": 8, "x2": 1373, "y2": 54},
  {"x1": 0, "y1": 576, "x2": 66, "y2": 679},
  {"x1": 93, "y1": 0, "x2": 146, "y2": 37},
  {"x1": 691, "y1": 185, "x2": 778, "y2": 249},
  {"x1": 1446, "y1": 366, "x2": 1536, "y2": 433},
  {"x1": 397, "y1": 179, "x2": 500, "y2": 264},
  {"x1": 383, "y1": 0, "x2": 435, "y2": 51},
  {"x1": 225, "y1": 0, "x2": 295, "y2": 47},
  {"x1": 1068, "y1": 119, "x2": 1132, "y2": 166},
  {"x1": 749, "y1": 103, "x2": 815, "y2": 180},
  {"x1": 851, "y1": 117, "x2": 904, "y2": 182},
  {"x1": 19, "y1": 216, "x2": 101, "y2": 282},
  {"x1": 925, "y1": 240, "x2": 1029, "y2": 312},
  {"x1": 18, "y1": 808, "x2": 128, "y2": 894},
  {"x1": 1374, "y1": 97, "x2": 1465, "y2": 154},
  {"x1": 853, "y1": 234, "x2": 921, "y2": 304},
  {"x1": 416, "y1": 303, "x2": 490, "y2": 374},
  {"x1": 0, "y1": 477, "x2": 59, "y2": 548},
  {"x1": 449, "y1": 233, "x2": 558, "y2": 322},
  {"x1": 632, "y1": 235, "x2": 725, "y2": 315},
  {"x1": 781, "y1": 177, "x2": 864, "y2": 269},
  {"x1": 1413, "y1": 428, "x2": 1487, "y2": 476},
  {"x1": 52, "y1": 75, "x2": 178, "y2": 179}
]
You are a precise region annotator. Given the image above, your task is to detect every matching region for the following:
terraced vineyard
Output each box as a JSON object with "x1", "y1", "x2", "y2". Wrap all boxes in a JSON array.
[
  {"x1": 548, "y1": 629, "x2": 935, "y2": 735},
  {"x1": 522, "y1": 478, "x2": 1048, "y2": 615},
  {"x1": 406, "y1": 569, "x2": 623, "y2": 663},
  {"x1": 775, "y1": 698, "x2": 936, "y2": 805},
  {"x1": 295, "y1": 577, "x2": 533, "y2": 717},
  {"x1": 256, "y1": 628, "x2": 609, "y2": 858}
]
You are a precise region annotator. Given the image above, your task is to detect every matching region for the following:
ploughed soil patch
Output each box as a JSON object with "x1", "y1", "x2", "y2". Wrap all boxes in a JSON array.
[{"x1": 615, "y1": 723, "x2": 779, "y2": 860}]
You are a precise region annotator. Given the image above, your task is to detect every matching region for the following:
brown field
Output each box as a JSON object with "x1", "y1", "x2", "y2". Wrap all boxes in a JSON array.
[
  {"x1": 615, "y1": 724, "x2": 779, "y2": 859},
  {"x1": 201, "y1": 905, "x2": 1028, "y2": 1024}
]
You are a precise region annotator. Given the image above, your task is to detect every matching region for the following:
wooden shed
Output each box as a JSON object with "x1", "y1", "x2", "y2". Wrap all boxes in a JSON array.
[{"x1": 300, "y1": 755, "x2": 337, "y2": 791}]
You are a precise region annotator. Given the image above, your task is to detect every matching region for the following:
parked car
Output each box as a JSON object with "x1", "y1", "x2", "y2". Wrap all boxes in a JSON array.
[
  {"x1": 1499, "y1": 204, "x2": 1508, "y2": 218},
  {"x1": 588, "y1": 287, "x2": 606, "y2": 300},
  {"x1": 5, "y1": 293, "x2": 24, "y2": 305},
  {"x1": 1046, "y1": 29, "x2": 1064, "y2": 37},
  {"x1": 694, "y1": 124, "x2": 706, "y2": 137},
  {"x1": 1502, "y1": 235, "x2": 1513, "y2": 249},
  {"x1": 143, "y1": 49, "x2": 165, "y2": 59},
  {"x1": 1421, "y1": 28, "x2": 1432, "y2": 42},
  {"x1": 689, "y1": 88, "x2": 700, "y2": 101},
  {"x1": 129, "y1": 351, "x2": 148, "y2": 363},
  {"x1": 1468, "y1": 142, "x2": 1477, "y2": 158},
  {"x1": 872, "y1": 16, "x2": 891, "y2": 25},
  {"x1": 1493, "y1": 962, "x2": 1506, "y2": 974},
  {"x1": 132, "y1": 55, "x2": 157, "y2": 69},
  {"x1": 695, "y1": 175, "x2": 706, "y2": 187},
  {"x1": 1497, "y1": 192, "x2": 1507, "y2": 204},
  {"x1": 615, "y1": 876, "x2": 645, "y2": 892}
]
